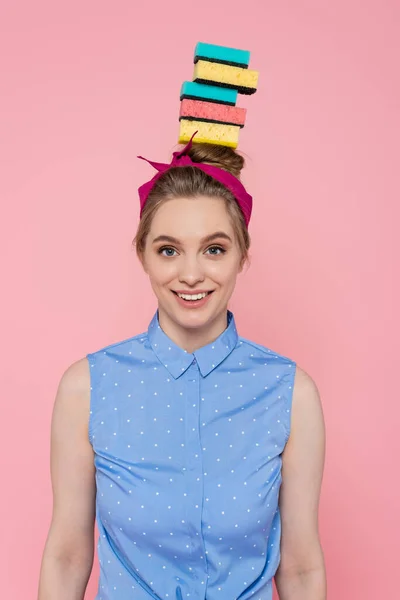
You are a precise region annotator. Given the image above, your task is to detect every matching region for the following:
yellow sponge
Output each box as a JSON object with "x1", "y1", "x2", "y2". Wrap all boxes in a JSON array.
[
  {"x1": 178, "y1": 119, "x2": 240, "y2": 148},
  {"x1": 193, "y1": 60, "x2": 258, "y2": 95}
]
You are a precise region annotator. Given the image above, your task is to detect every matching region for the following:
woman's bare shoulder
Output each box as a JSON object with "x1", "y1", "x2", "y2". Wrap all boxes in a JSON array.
[
  {"x1": 293, "y1": 364, "x2": 321, "y2": 403},
  {"x1": 289, "y1": 363, "x2": 325, "y2": 446},
  {"x1": 60, "y1": 356, "x2": 91, "y2": 389},
  {"x1": 53, "y1": 357, "x2": 91, "y2": 424}
]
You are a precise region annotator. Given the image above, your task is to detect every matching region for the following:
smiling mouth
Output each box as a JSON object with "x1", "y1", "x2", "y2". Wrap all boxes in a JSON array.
[{"x1": 172, "y1": 290, "x2": 214, "y2": 301}]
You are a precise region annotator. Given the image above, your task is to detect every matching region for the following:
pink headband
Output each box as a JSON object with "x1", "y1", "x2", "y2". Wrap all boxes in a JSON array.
[{"x1": 137, "y1": 131, "x2": 252, "y2": 227}]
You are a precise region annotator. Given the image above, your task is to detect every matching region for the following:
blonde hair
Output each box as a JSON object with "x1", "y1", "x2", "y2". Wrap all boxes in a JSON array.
[{"x1": 132, "y1": 143, "x2": 251, "y2": 265}]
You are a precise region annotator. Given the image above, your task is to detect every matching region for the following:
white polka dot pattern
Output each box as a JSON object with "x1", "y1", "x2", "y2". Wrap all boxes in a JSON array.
[{"x1": 87, "y1": 310, "x2": 296, "y2": 600}]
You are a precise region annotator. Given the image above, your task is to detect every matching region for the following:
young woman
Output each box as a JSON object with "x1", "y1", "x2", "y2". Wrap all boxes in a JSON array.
[{"x1": 38, "y1": 136, "x2": 327, "y2": 600}]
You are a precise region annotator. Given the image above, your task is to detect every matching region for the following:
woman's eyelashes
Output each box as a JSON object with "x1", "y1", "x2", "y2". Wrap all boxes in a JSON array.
[
  {"x1": 157, "y1": 245, "x2": 227, "y2": 257},
  {"x1": 206, "y1": 245, "x2": 226, "y2": 256},
  {"x1": 158, "y1": 246, "x2": 177, "y2": 257}
]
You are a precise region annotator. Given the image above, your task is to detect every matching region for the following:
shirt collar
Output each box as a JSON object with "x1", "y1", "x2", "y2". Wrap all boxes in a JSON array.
[{"x1": 147, "y1": 310, "x2": 239, "y2": 379}]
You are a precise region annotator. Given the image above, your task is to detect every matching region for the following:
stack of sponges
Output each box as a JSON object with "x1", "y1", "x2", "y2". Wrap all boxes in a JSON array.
[{"x1": 179, "y1": 42, "x2": 259, "y2": 149}]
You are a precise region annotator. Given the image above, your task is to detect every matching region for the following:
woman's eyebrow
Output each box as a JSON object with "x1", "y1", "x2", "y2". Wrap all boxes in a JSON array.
[
  {"x1": 202, "y1": 232, "x2": 233, "y2": 244},
  {"x1": 152, "y1": 232, "x2": 233, "y2": 245}
]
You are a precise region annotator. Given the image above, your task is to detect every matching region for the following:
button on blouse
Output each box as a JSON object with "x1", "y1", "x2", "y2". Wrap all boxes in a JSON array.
[{"x1": 87, "y1": 310, "x2": 296, "y2": 600}]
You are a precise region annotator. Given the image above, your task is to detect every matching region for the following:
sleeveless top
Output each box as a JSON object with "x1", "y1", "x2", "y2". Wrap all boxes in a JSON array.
[{"x1": 87, "y1": 310, "x2": 296, "y2": 600}]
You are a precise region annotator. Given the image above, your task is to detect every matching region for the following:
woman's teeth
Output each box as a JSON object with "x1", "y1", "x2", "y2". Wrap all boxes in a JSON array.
[{"x1": 177, "y1": 292, "x2": 209, "y2": 301}]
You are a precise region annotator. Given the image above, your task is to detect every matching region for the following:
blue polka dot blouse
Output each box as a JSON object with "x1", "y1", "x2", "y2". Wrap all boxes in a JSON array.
[{"x1": 87, "y1": 310, "x2": 296, "y2": 600}]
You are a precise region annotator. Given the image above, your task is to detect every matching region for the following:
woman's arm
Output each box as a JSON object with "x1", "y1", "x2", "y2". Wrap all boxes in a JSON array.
[
  {"x1": 37, "y1": 358, "x2": 96, "y2": 600},
  {"x1": 274, "y1": 366, "x2": 327, "y2": 600}
]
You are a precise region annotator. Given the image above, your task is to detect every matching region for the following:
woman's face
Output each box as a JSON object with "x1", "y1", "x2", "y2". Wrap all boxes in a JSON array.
[{"x1": 141, "y1": 195, "x2": 244, "y2": 335}]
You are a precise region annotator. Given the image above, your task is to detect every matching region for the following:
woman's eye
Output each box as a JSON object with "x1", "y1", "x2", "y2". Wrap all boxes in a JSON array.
[
  {"x1": 159, "y1": 247, "x2": 177, "y2": 257},
  {"x1": 207, "y1": 246, "x2": 225, "y2": 255},
  {"x1": 158, "y1": 246, "x2": 225, "y2": 257}
]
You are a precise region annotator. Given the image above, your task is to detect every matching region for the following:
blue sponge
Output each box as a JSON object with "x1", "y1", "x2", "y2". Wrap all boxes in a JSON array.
[
  {"x1": 180, "y1": 81, "x2": 238, "y2": 106},
  {"x1": 194, "y1": 42, "x2": 250, "y2": 68}
]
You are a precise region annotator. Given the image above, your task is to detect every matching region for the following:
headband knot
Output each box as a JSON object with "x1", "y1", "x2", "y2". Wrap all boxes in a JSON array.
[
  {"x1": 137, "y1": 131, "x2": 252, "y2": 227},
  {"x1": 171, "y1": 153, "x2": 194, "y2": 167}
]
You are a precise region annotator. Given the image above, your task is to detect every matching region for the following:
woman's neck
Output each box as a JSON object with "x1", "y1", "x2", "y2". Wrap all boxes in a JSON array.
[{"x1": 157, "y1": 308, "x2": 229, "y2": 354}]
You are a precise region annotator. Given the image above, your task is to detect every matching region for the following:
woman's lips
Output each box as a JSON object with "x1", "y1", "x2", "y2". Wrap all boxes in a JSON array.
[
  {"x1": 173, "y1": 290, "x2": 214, "y2": 295},
  {"x1": 172, "y1": 290, "x2": 214, "y2": 308}
]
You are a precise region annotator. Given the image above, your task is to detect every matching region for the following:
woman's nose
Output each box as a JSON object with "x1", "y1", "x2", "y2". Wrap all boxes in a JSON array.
[{"x1": 178, "y1": 256, "x2": 205, "y2": 285}]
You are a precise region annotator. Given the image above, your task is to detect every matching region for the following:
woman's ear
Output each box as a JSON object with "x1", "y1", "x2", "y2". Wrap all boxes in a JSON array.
[
  {"x1": 238, "y1": 255, "x2": 246, "y2": 273},
  {"x1": 139, "y1": 253, "x2": 148, "y2": 274},
  {"x1": 135, "y1": 246, "x2": 147, "y2": 273}
]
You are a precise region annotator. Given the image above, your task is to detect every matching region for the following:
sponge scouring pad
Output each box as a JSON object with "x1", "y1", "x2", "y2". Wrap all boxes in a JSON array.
[
  {"x1": 193, "y1": 60, "x2": 258, "y2": 95},
  {"x1": 194, "y1": 42, "x2": 250, "y2": 68},
  {"x1": 179, "y1": 99, "x2": 246, "y2": 128},
  {"x1": 178, "y1": 119, "x2": 240, "y2": 148},
  {"x1": 180, "y1": 81, "x2": 238, "y2": 106}
]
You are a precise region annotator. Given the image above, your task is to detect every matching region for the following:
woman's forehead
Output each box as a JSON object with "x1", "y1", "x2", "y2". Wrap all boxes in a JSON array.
[{"x1": 150, "y1": 197, "x2": 234, "y2": 235}]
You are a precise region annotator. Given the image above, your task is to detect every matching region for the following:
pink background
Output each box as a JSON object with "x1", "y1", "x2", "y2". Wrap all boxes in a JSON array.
[{"x1": 1, "y1": 1, "x2": 399, "y2": 598}]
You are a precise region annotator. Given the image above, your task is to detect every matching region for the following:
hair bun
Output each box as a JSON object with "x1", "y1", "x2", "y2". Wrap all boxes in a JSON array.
[{"x1": 185, "y1": 142, "x2": 245, "y2": 179}]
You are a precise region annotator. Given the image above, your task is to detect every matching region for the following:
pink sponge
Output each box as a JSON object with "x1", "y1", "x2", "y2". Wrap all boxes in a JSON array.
[{"x1": 179, "y1": 98, "x2": 246, "y2": 128}]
